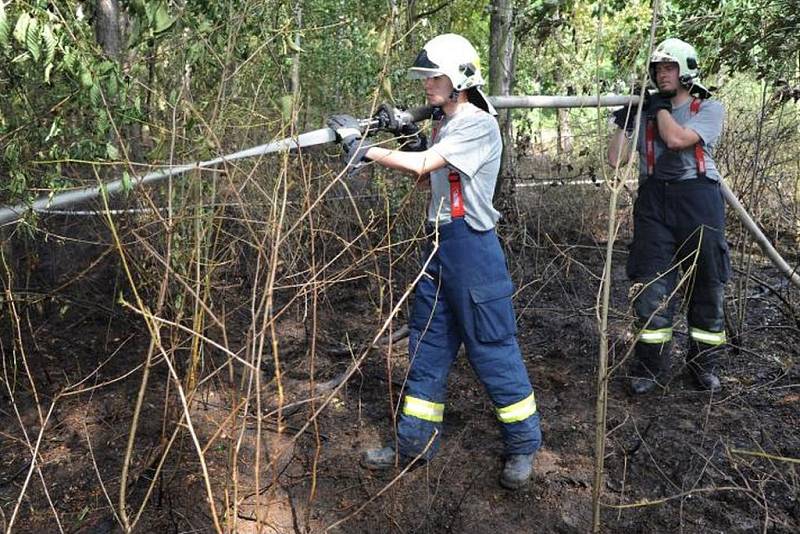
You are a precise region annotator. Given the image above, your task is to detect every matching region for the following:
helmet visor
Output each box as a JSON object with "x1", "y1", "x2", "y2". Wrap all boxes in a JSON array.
[
  {"x1": 408, "y1": 49, "x2": 445, "y2": 79},
  {"x1": 408, "y1": 67, "x2": 446, "y2": 79}
]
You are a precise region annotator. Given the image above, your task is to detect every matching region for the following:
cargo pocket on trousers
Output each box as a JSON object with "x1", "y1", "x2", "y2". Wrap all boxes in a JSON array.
[{"x1": 469, "y1": 279, "x2": 517, "y2": 343}]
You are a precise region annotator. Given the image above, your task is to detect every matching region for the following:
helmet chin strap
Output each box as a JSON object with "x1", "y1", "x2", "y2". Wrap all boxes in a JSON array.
[{"x1": 449, "y1": 88, "x2": 461, "y2": 102}]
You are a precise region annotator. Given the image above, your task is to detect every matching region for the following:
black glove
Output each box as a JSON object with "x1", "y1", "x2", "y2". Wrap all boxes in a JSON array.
[
  {"x1": 645, "y1": 91, "x2": 672, "y2": 119},
  {"x1": 398, "y1": 122, "x2": 428, "y2": 152},
  {"x1": 374, "y1": 103, "x2": 401, "y2": 133},
  {"x1": 327, "y1": 114, "x2": 371, "y2": 168},
  {"x1": 612, "y1": 105, "x2": 638, "y2": 133}
]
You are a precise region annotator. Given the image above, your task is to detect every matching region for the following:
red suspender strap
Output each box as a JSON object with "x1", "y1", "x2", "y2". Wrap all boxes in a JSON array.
[
  {"x1": 448, "y1": 170, "x2": 465, "y2": 218},
  {"x1": 645, "y1": 120, "x2": 656, "y2": 177},
  {"x1": 433, "y1": 121, "x2": 464, "y2": 219},
  {"x1": 647, "y1": 99, "x2": 706, "y2": 179},
  {"x1": 690, "y1": 98, "x2": 706, "y2": 178}
]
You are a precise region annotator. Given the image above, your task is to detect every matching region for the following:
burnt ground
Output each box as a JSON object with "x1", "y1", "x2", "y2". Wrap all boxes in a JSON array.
[{"x1": 1, "y1": 187, "x2": 799, "y2": 534}]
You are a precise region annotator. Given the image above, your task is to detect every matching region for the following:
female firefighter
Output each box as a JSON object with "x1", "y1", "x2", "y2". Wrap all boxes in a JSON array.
[{"x1": 327, "y1": 33, "x2": 542, "y2": 489}]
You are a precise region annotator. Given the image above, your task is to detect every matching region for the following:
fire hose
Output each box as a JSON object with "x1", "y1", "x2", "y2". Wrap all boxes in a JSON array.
[{"x1": 0, "y1": 95, "x2": 797, "y2": 288}]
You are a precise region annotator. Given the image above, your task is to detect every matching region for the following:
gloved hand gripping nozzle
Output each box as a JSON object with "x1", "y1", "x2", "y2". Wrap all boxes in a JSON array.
[{"x1": 327, "y1": 103, "x2": 434, "y2": 172}]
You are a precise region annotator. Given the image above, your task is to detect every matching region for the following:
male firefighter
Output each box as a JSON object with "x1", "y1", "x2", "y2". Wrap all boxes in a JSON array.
[
  {"x1": 608, "y1": 38, "x2": 729, "y2": 394},
  {"x1": 327, "y1": 33, "x2": 542, "y2": 489}
]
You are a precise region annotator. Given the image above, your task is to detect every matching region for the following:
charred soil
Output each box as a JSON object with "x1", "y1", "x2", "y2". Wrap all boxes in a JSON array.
[{"x1": 1, "y1": 201, "x2": 799, "y2": 534}]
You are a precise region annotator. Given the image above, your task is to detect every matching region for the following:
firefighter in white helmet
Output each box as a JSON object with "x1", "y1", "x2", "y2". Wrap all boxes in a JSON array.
[
  {"x1": 327, "y1": 33, "x2": 542, "y2": 489},
  {"x1": 608, "y1": 38, "x2": 728, "y2": 394}
]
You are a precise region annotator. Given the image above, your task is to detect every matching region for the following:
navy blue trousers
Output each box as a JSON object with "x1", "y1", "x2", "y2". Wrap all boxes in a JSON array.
[
  {"x1": 627, "y1": 177, "x2": 731, "y2": 357},
  {"x1": 396, "y1": 219, "x2": 542, "y2": 459}
]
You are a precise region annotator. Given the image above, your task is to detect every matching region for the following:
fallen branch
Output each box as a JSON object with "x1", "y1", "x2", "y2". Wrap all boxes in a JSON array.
[
  {"x1": 602, "y1": 485, "x2": 749, "y2": 509},
  {"x1": 327, "y1": 324, "x2": 409, "y2": 357},
  {"x1": 730, "y1": 448, "x2": 800, "y2": 465}
]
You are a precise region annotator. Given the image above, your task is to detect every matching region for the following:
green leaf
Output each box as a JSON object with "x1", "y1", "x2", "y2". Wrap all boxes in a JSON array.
[
  {"x1": 11, "y1": 50, "x2": 30, "y2": 64},
  {"x1": 44, "y1": 62, "x2": 53, "y2": 83},
  {"x1": 44, "y1": 118, "x2": 61, "y2": 142},
  {"x1": 285, "y1": 34, "x2": 305, "y2": 54},
  {"x1": 381, "y1": 77, "x2": 393, "y2": 102},
  {"x1": 149, "y1": 1, "x2": 175, "y2": 35},
  {"x1": 80, "y1": 67, "x2": 93, "y2": 88},
  {"x1": 4, "y1": 142, "x2": 20, "y2": 164},
  {"x1": 13, "y1": 12, "x2": 31, "y2": 46},
  {"x1": 106, "y1": 75, "x2": 118, "y2": 99},
  {"x1": 10, "y1": 170, "x2": 27, "y2": 195},
  {"x1": 25, "y1": 16, "x2": 40, "y2": 62},
  {"x1": 121, "y1": 171, "x2": 132, "y2": 193},
  {"x1": 98, "y1": 60, "x2": 115, "y2": 75},
  {"x1": 374, "y1": 25, "x2": 390, "y2": 56},
  {"x1": 42, "y1": 23, "x2": 56, "y2": 65},
  {"x1": 96, "y1": 113, "x2": 110, "y2": 137},
  {"x1": 278, "y1": 94, "x2": 293, "y2": 122},
  {"x1": 89, "y1": 83, "x2": 102, "y2": 107},
  {"x1": 106, "y1": 143, "x2": 119, "y2": 160},
  {"x1": 0, "y1": 3, "x2": 10, "y2": 49},
  {"x1": 62, "y1": 46, "x2": 74, "y2": 71}
]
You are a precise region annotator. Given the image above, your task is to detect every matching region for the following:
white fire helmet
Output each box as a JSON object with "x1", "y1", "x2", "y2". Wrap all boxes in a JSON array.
[
  {"x1": 649, "y1": 38, "x2": 710, "y2": 96},
  {"x1": 408, "y1": 33, "x2": 496, "y2": 114}
]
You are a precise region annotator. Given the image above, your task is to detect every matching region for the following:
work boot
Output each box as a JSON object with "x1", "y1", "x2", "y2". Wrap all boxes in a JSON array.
[
  {"x1": 362, "y1": 446, "x2": 398, "y2": 470},
  {"x1": 362, "y1": 446, "x2": 420, "y2": 470},
  {"x1": 629, "y1": 376, "x2": 659, "y2": 395},
  {"x1": 500, "y1": 453, "x2": 535, "y2": 490},
  {"x1": 628, "y1": 342, "x2": 671, "y2": 395},
  {"x1": 687, "y1": 340, "x2": 722, "y2": 393},
  {"x1": 691, "y1": 370, "x2": 721, "y2": 392}
]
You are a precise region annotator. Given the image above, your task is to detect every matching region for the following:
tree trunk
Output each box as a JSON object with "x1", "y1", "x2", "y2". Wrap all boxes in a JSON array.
[
  {"x1": 291, "y1": 0, "x2": 302, "y2": 99},
  {"x1": 406, "y1": 0, "x2": 417, "y2": 52},
  {"x1": 95, "y1": 0, "x2": 139, "y2": 159},
  {"x1": 489, "y1": 0, "x2": 516, "y2": 202},
  {"x1": 553, "y1": 71, "x2": 573, "y2": 160},
  {"x1": 557, "y1": 108, "x2": 573, "y2": 156},
  {"x1": 94, "y1": 0, "x2": 121, "y2": 60},
  {"x1": 0, "y1": 227, "x2": 12, "y2": 287}
]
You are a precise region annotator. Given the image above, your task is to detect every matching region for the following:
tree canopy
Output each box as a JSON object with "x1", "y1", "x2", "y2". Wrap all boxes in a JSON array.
[{"x1": 1, "y1": 0, "x2": 798, "y2": 206}]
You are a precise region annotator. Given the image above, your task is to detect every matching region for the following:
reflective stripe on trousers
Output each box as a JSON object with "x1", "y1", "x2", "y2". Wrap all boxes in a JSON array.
[
  {"x1": 496, "y1": 392, "x2": 537, "y2": 424},
  {"x1": 639, "y1": 327, "x2": 673, "y2": 344},
  {"x1": 689, "y1": 327, "x2": 726, "y2": 346},
  {"x1": 402, "y1": 396, "x2": 444, "y2": 423}
]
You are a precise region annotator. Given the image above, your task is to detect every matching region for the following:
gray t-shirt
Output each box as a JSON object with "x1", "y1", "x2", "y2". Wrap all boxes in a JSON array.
[
  {"x1": 428, "y1": 103, "x2": 502, "y2": 231},
  {"x1": 636, "y1": 98, "x2": 725, "y2": 182}
]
